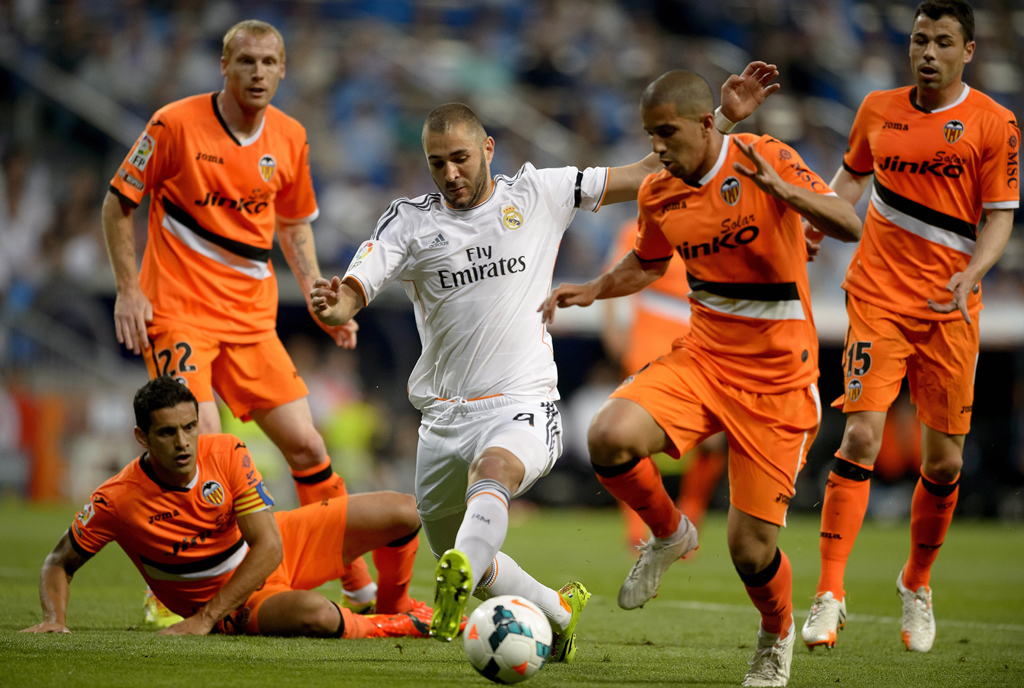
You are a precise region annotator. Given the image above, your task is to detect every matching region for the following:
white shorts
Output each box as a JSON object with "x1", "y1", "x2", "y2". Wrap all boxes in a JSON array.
[{"x1": 415, "y1": 396, "x2": 563, "y2": 523}]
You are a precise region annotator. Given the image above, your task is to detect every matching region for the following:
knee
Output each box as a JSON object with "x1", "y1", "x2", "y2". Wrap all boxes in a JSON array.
[
  {"x1": 728, "y1": 535, "x2": 774, "y2": 577},
  {"x1": 391, "y1": 493, "x2": 421, "y2": 536},
  {"x1": 282, "y1": 426, "x2": 327, "y2": 469},
  {"x1": 467, "y1": 452, "x2": 520, "y2": 489},
  {"x1": 922, "y1": 450, "x2": 962, "y2": 484},
  {"x1": 300, "y1": 598, "x2": 342, "y2": 637},
  {"x1": 587, "y1": 417, "x2": 638, "y2": 467},
  {"x1": 841, "y1": 421, "x2": 881, "y2": 463}
]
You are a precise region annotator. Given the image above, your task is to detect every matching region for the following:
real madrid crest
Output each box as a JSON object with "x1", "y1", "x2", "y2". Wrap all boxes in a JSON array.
[
  {"x1": 501, "y1": 204, "x2": 524, "y2": 230},
  {"x1": 720, "y1": 176, "x2": 741, "y2": 206},
  {"x1": 943, "y1": 120, "x2": 965, "y2": 144},
  {"x1": 258, "y1": 154, "x2": 276, "y2": 182},
  {"x1": 202, "y1": 480, "x2": 225, "y2": 505}
]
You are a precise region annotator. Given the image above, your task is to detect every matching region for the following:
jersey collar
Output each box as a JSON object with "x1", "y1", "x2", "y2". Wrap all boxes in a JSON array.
[
  {"x1": 908, "y1": 83, "x2": 970, "y2": 114},
  {"x1": 139, "y1": 453, "x2": 198, "y2": 492},
  {"x1": 211, "y1": 92, "x2": 267, "y2": 147},
  {"x1": 689, "y1": 134, "x2": 731, "y2": 188}
]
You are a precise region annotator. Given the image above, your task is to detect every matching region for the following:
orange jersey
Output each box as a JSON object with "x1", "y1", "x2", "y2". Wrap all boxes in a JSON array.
[
  {"x1": 842, "y1": 85, "x2": 1020, "y2": 321},
  {"x1": 109, "y1": 94, "x2": 319, "y2": 342},
  {"x1": 68, "y1": 434, "x2": 275, "y2": 617},
  {"x1": 636, "y1": 133, "x2": 834, "y2": 393},
  {"x1": 608, "y1": 222, "x2": 691, "y2": 373}
]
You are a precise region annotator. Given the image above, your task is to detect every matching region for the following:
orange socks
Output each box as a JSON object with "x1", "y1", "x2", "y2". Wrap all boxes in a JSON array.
[
  {"x1": 595, "y1": 457, "x2": 681, "y2": 539},
  {"x1": 372, "y1": 528, "x2": 420, "y2": 614},
  {"x1": 678, "y1": 447, "x2": 727, "y2": 528},
  {"x1": 902, "y1": 474, "x2": 959, "y2": 591},
  {"x1": 334, "y1": 604, "x2": 382, "y2": 638},
  {"x1": 739, "y1": 548, "x2": 793, "y2": 637},
  {"x1": 816, "y1": 455, "x2": 873, "y2": 599},
  {"x1": 619, "y1": 500, "x2": 649, "y2": 546},
  {"x1": 291, "y1": 457, "x2": 375, "y2": 595}
]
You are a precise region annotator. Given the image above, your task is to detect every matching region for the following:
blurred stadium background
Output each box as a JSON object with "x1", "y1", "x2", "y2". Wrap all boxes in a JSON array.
[{"x1": 1, "y1": 0, "x2": 1022, "y2": 522}]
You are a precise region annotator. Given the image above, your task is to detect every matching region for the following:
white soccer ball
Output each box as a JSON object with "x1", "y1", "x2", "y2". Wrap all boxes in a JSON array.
[{"x1": 463, "y1": 595, "x2": 552, "y2": 684}]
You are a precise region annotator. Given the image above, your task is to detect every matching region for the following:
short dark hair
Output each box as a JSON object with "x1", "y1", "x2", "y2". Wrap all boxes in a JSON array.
[
  {"x1": 133, "y1": 377, "x2": 198, "y2": 433},
  {"x1": 915, "y1": 0, "x2": 974, "y2": 44},
  {"x1": 422, "y1": 103, "x2": 486, "y2": 144},
  {"x1": 640, "y1": 71, "x2": 715, "y2": 121}
]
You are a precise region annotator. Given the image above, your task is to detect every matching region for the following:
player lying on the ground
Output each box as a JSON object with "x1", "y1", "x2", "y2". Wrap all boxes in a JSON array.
[
  {"x1": 540, "y1": 70, "x2": 861, "y2": 687},
  {"x1": 21, "y1": 376, "x2": 432, "y2": 638},
  {"x1": 310, "y1": 62, "x2": 781, "y2": 661},
  {"x1": 800, "y1": 0, "x2": 1019, "y2": 654}
]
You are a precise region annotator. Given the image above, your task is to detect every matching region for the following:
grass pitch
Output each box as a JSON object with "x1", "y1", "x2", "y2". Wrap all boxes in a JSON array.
[{"x1": 1, "y1": 502, "x2": 1022, "y2": 687}]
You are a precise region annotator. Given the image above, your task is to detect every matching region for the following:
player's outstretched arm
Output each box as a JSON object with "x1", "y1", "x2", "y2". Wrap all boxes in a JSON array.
[
  {"x1": 20, "y1": 531, "x2": 90, "y2": 634},
  {"x1": 732, "y1": 139, "x2": 862, "y2": 243},
  {"x1": 278, "y1": 220, "x2": 359, "y2": 348},
  {"x1": 539, "y1": 251, "x2": 668, "y2": 325},
  {"x1": 602, "y1": 62, "x2": 781, "y2": 205},
  {"x1": 158, "y1": 509, "x2": 283, "y2": 636},
  {"x1": 928, "y1": 209, "x2": 1014, "y2": 324},
  {"x1": 310, "y1": 276, "x2": 364, "y2": 327},
  {"x1": 102, "y1": 191, "x2": 153, "y2": 355}
]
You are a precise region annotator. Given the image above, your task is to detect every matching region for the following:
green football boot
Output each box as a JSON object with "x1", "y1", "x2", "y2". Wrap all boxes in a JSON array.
[
  {"x1": 549, "y1": 581, "x2": 592, "y2": 663},
  {"x1": 430, "y1": 549, "x2": 473, "y2": 642}
]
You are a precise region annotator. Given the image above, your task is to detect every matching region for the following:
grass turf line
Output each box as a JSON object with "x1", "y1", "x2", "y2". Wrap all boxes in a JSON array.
[{"x1": 1, "y1": 502, "x2": 1022, "y2": 687}]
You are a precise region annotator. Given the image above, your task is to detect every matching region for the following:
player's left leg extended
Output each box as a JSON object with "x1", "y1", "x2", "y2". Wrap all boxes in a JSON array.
[{"x1": 250, "y1": 397, "x2": 379, "y2": 609}]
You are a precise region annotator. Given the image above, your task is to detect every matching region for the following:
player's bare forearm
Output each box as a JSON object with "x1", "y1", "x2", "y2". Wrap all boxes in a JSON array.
[
  {"x1": 775, "y1": 183, "x2": 862, "y2": 243},
  {"x1": 277, "y1": 221, "x2": 322, "y2": 298},
  {"x1": 603, "y1": 154, "x2": 662, "y2": 205},
  {"x1": 828, "y1": 166, "x2": 872, "y2": 207},
  {"x1": 962, "y1": 210, "x2": 1013, "y2": 286},
  {"x1": 24, "y1": 532, "x2": 87, "y2": 633},
  {"x1": 540, "y1": 252, "x2": 666, "y2": 324},
  {"x1": 101, "y1": 191, "x2": 141, "y2": 293}
]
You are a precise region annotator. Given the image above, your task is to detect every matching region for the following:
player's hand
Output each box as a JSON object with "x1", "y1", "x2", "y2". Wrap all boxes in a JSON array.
[
  {"x1": 157, "y1": 613, "x2": 215, "y2": 636},
  {"x1": 803, "y1": 218, "x2": 824, "y2": 262},
  {"x1": 720, "y1": 61, "x2": 780, "y2": 123},
  {"x1": 538, "y1": 283, "x2": 598, "y2": 325},
  {"x1": 20, "y1": 622, "x2": 71, "y2": 634},
  {"x1": 113, "y1": 287, "x2": 153, "y2": 355},
  {"x1": 310, "y1": 276, "x2": 345, "y2": 326},
  {"x1": 313, "y1": 314, "x2": 359, "y2": 349},
  {"x1": 733, "y1": 139, "x2": 786, "y2": 197},
  {"x1": 927, "y1": 271, "x2": 976, "y2": 324}
]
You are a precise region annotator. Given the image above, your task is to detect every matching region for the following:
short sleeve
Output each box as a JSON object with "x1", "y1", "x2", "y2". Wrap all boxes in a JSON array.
[
  {"x1": 109, "y1": 119, "x2": 177, "y2": 208},
  {"x1": 980, "y1": 116, "x2": 1021, "y2": 210},
  {"x1": 634, "y1": 185, "x2": 675, "y2": 262},
  {"x1": 343, "y1": 201, "x2": 414, "y2": 305},
  {"x1": 68, "y1": 491, "x2": 118, "y2": 557},
  {"x1": 843, "y1": 98, "x2": 876, "y2": 177},
  {"x1": 225, "y1": 438, "x2": 274, "y2": 517},
  {"x1": 534, "y1": 164, "x2": 610, "y2": 213},
  {"x1": 276, "y1": 139, "x2": 320, "y2": 223},
  {"x1": 759, "y1": 138, "x2": 835, "y2": 196}
]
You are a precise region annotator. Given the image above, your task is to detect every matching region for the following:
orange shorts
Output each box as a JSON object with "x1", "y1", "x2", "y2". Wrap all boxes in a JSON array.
[
  {"x1": 216, "y1": 496, "x2": 350, "y2": 635},
  {"x1": 610, "y1": 347, "x2": 821, "y2": 526},
  {"x1": 144, "y1": 324, "x2": 308, "y2": 420},
  {"x1": 833, "y1": 294, "x2": 978, "y2": 435}
]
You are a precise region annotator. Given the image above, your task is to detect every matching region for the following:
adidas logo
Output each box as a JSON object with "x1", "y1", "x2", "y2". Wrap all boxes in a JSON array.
[{"x1": 427, "y1": 233, "x2": 449, "y2": 249}]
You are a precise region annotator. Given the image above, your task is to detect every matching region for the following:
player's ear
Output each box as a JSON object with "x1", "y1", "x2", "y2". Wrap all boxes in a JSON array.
[
  {"x1": 483, "y1": 136, "x2": 495, "y2": 164},
  {"x1": 221, "y1": 55, "x2": 228, "y2": 77},
  {"x1": 962, "y1": 40, "x2": 975, "y2": 64},
  {"x1": 134, "y1": 426, "x2": 149, "y2": 450}
]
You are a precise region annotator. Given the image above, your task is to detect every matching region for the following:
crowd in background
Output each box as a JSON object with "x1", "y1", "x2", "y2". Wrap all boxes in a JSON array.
[{"x1": 1, "y1": 0, "x2": 1023, "y2": 512}]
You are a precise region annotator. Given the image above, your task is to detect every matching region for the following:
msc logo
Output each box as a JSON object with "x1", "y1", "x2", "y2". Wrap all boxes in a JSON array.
[
  {"x1": 501, "y1": 204, "x2": 524, "y2": 230},
  {"x1": 202, "y1": 480, "x2": 225, "y2": 505},
  {"x1": 943, "y1": 120, "x2": 965, "y2": 144},
  {"x1": 720, "y1": 176, "x2": 741, "y2": 206},
  {"x1": 847, "y1": 379, "x2": 863, "y2": 402},
  {"x1": 258, "y1": 154, "x2": 276, "y2": 182}
]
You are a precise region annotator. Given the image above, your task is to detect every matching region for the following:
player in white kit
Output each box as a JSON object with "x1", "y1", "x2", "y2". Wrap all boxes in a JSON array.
[{"x1": 310, "y1": 62, "x2": 779, "y2": 660}]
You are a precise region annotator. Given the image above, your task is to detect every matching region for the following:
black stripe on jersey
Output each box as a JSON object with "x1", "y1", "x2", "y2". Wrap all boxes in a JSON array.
[
  {"x1": 842, "y1": 161, "x2": 873, "y2": 177},
  {"x1": 371, "y1": 194, "x2": 441, "y2": 240},
  {"x1": 140, "y1": 453, "x2": 192, "y2": 493},
  {"x1": 212, "y1": 92, "x2": 242, "y2": 146},
  {"x1": 139, "y1": 537, "x2": 246, "y2": 575},
  {"x1": 494, "y1": 165, "x2": 527, "y2": 187},
  {"x1": 162, "y1": 198, "x2": 273, "y2": 261},
  {"x1": 687, "y1": 272, "x2": 800, "y2": 302},
  {"x1": 573, "y1": 170, "x2": 583, "y2": 208},
  {"x1": 873, "y1": 178, "x2": 976, "y2": 241},
  {"x1": 67, "y1": 527, "x2": 96, "y2": 560},
  {"x1": 109, "y1": 184, "x2": 140, "y2": 209}
]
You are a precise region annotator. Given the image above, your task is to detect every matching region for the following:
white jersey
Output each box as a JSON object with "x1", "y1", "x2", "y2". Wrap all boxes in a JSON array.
[{"x1": 344, "y1": 162, "x2": 609, "y2": 411}]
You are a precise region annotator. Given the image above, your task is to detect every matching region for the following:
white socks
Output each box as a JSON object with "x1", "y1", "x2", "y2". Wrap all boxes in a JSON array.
[
  {"x1": 455, "y1": 479, "x2": 511, "y2": 592},
  {"x1": 477, "y1": 552, "x2": 572, "y2": 632}
]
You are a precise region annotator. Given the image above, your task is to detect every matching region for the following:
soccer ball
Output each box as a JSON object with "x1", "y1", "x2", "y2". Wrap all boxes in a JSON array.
[{"x1": 463, "y1": 595, "x2": 552, "y2": 684}]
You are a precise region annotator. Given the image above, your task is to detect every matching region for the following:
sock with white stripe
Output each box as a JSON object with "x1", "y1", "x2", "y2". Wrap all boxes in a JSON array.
[
  {"x1": 476, "y1": 551, "x2": 572, "y2": 632},
  {"x1": 455, "y1": 479, "x2": 511, "y2": 592}
]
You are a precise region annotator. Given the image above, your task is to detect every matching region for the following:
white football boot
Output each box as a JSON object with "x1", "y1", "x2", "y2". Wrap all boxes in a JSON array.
[
  {"x1": 801, "y1": 591, "x2": 846, "y2": 650},
  {"x1": 617, "y1": 515, "x2": 698, "y2": 610},
  {"x1": 743, "y1": 617, "x2": 795, "y2": 687},
  {"x1": 896, "y1": 568, "x2": 935, "y2": 652}
]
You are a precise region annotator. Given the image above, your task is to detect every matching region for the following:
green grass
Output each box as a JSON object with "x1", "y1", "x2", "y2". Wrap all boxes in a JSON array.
[{"x1": 2, "y1": 502, "x2": 1022, "y2": 687}]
